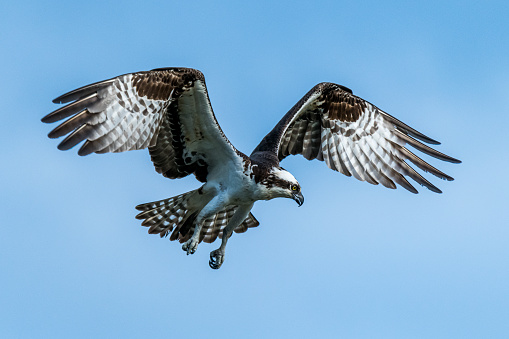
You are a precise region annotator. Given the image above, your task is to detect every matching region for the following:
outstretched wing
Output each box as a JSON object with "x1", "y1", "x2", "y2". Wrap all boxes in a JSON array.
[
  {"x1": 42, "y1": 67, "x2": 245, "y2": 182},
  {"x1": 252, "y1": 82, "x2": 461, "y2": 193}
]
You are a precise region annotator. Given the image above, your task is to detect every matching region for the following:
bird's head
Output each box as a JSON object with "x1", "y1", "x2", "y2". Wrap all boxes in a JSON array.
[{"x1": 261, "y1": 168, "x2": 304, "y2": 206}]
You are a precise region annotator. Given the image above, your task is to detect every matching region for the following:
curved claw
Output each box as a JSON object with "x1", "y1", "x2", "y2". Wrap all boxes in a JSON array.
[
  {"x1": 209, "y1": 249, "x2": 225, "y2": 269},
  {"x1": 182, "y1": 238, "x2": 199, "y2": 255}
]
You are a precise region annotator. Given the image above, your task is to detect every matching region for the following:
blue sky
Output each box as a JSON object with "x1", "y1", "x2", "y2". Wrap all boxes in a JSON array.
[{"x1": 1, "y1": 0, "x2": 508, "y2": 338}]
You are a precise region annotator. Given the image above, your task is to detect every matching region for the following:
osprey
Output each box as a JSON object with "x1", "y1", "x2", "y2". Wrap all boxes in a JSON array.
[{"x1": 42, "y1": 67, "x2": 460, "y2": 269}]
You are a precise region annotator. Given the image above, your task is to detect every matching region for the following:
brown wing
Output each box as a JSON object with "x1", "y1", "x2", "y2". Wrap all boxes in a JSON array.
[
  {"x1": 42, "y1": 68, "x2": 245, "y2": 182},
  {"x1": 252, "y1": 82, "x2": 461, "y2": 193}
]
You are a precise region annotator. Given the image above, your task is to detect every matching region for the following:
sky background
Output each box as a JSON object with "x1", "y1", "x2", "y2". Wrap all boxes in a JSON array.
[{"x1": 1, "y1": 0, "x2": 508, "y2": 338}]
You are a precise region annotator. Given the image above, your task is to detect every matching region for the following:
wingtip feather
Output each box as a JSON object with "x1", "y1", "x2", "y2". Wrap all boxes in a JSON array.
[
  {"x1": 52, "y1": 78, "x2": 115, "y2": 104},
  {"x1": 77, "y1": 141, "x2": 95, "y2": 156},
  {"x1": 424, "y1": 183, "x2": 442, "y2": 194}
]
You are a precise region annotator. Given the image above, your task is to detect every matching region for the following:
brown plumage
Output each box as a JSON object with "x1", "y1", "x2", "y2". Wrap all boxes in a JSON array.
[
  {"x1": 252, "y1": 82, "x2": 460, "y2": 194},
  {"x1": 42, "y1": 67, "x2": 460, "y2": 269}
]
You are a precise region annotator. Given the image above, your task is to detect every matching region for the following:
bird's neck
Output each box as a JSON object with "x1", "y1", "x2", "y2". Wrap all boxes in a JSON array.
[{"x1": 250, "y1": 151, "x2": 280, "y2": 167}]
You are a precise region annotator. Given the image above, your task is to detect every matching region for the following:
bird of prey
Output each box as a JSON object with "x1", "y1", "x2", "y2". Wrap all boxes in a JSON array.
[{"x1": 42, "y1": 67, "x2": 460, "y2": 269}]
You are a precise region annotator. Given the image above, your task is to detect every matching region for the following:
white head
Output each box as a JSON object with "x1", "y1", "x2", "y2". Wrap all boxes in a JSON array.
[{"x1": 261, "y1": 167, "x2": 304, "y2": 206}]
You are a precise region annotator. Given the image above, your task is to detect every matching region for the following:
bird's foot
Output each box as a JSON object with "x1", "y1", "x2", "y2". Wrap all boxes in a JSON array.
[
  {"x1": 182, "y1": 238, "x2": 199, "y2": 255},
  {"x1": 209, "y1": 249, "x2": 225, "y2": 269}
]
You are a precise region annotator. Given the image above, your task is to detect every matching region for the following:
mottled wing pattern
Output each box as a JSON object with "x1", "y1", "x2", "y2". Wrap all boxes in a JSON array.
[
  {"x1": 42, "y1": 71, "x2": 176, "y2": 155},
  {"x1": 253, "y1": 82, "x2": 460, "y2": 193},
  {"x1": 42, "y1": 68, "x2": 243, "y2": 181},
  {"x1": 135, "y1": 196, "x2": 259, "y2": 244}
]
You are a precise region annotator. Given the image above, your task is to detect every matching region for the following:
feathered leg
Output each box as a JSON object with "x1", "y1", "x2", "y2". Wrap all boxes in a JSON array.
[
  {"x1": 209, "y1": 203, "x2": 254, "y2": 269},
  {"x1": 181, "y1": 194, "x2": 227, "y2": 255}
]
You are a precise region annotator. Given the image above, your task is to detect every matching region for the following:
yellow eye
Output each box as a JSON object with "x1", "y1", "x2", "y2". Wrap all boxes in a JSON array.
[{"x1": 291, "y1": 185, "x2": 298, "y2": 191}]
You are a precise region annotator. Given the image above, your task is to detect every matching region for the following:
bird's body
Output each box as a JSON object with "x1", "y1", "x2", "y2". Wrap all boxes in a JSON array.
[{"x1": 43, "y1": 67, "x2": 460, "y2": 269}]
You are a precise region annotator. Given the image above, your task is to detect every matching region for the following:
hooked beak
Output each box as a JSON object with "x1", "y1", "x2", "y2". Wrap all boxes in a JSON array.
[{"x1": 292, "y1": 191, "x2": 304, "y2": 207}]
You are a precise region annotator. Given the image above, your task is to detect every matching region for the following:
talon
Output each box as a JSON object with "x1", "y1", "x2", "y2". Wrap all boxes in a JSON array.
[
  {"x1": 209, "y1": 249, "x2": 225, "y2": 269},
  {"x1": 182, "y1": 238, "x2": 198, "y2": 255}
]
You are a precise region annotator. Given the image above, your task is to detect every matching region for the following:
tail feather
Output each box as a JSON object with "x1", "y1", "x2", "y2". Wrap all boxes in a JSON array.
[
  {"x1": 135, "y1": 190, "x2": 259, "y2": 244},
  {"x1": 135, "y1": 192, "x2": 190, "y2": 237},
  {"x1": 198, "y1": 208, "x2": 259, "y2": 243}
]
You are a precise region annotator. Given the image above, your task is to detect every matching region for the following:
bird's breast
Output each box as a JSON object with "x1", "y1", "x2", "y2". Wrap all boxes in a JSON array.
[{"x1": 204, "y1": 162, "x2": 261, "y2": 205}]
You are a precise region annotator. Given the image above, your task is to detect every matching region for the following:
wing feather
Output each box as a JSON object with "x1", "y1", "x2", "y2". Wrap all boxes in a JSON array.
[
  {"x1": 43, "y1": 68, "x2": 246, "y2": 182},
  {"x1": 47, "y1": 109, "x2": 94, "y2": 139},
  {"x1": 393, "y1": 129, "x2": 460, "y2": 163},
  {"x1": 361, "y1": 134, "x2": 397, "y2": 189},
  {"x1": 321, "y1": 127, "x2": 335, "y2": 171},
  {"x1": 252, "y1": 82, "x2": 460, "y2": 193},
  {"x1": 288, "y1": 119, "x2": 308, "y2": 155},
  {"x1": 353, "y1": 140, "x2": 378, "y2": 185},
  {"x1": 52, "y1": 79, "x2": 116, "y2": 104},
  {"x1": 303, "y1": 120, "x2": 321, "y2": 160},
  {"x1": 42, "y1": 93, "x2": 99, "y2": 123}
]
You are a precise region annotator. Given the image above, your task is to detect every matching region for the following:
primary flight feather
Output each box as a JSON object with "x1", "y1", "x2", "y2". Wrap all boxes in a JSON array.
[{"x1": 42, "y1": 67, "x2": 460, "y2": 269}]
